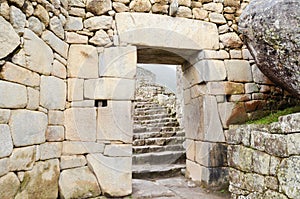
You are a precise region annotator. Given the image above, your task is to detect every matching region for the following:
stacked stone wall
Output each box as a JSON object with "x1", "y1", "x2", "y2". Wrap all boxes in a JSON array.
[
  {"x1": 0, "y1": 0, "x2": 299, "y2": 197},
  {"x1": 227, "y1": 113, "x2": 300, "y2": 199}
]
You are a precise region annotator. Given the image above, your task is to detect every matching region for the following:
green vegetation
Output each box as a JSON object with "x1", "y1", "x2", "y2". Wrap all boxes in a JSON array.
[{"x1": 247, "y1": 105, "x2": 300, "y2": 125}]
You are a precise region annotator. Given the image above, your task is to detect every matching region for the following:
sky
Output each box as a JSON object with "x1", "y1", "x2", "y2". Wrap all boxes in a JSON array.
[{"x1": 138, "y1": 64, "x2": 178, "y2": 93}]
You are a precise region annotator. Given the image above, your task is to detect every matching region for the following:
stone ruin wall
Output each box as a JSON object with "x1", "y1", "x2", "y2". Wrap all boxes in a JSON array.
[
  {"x1": 227, "y1": 113, "x2": 300, "y2": 199},
  {"x1": 0, "y1": 0, "x2": 299, "y2": 198}
]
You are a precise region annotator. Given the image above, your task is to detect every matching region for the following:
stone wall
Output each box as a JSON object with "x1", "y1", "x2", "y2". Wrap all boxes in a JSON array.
[
  {"x1": 227, "y1": 113, "x2": 300, "y2": 199},
  {"x1": 0, "y1": 0, "x2": 299, "y2": 197}
]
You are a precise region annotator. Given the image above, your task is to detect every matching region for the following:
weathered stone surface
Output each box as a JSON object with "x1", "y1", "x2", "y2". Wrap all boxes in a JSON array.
[
  {"x1": 219, "y1": 32, "x2": 243, "y2": 48},
  {"x1": 0, "y1": 158, "x2": 9, "y2": 177},
  {"x1": 49, "y1": 16, "x2": 64, "y2": 39},
  {"x1": 24, "y1": 29, "x2": 53, "y2": 75},
  {"x1": 218, "y1": 102, "x2": 248, "y2": 127},
  {"x1": 0, "y1": 80, "x2": 27, "y2": 109},
  {"x1": 10, "y1": 6, "x2": 26, "y2": 34},
  {"x1": 60, "y1": 155, "x2": 87, "y2": 169},
  {"x1": 15, "y1": 159, "x2": 60, "y2": 199},
  {"x1": 46, "y1": 126, "x2": 64, "y2": 141},
  {"x1": 207, "y1": 82, "x2": 244, "y2": 95},
  {"x1": 28, "y1": 16, "x2": 44, "y2": 36},
  {"x1": 89, "y1": 30, "x2": 111, "y2": 46},
  {"x1": 0, "y1": 2, "x2": 10, "y2": 20},
  {"x1": 99, "y1": 46, "x2": 137, "y2": 78},
  {"x1": 65, "y1": 16, "x2": 83, "y2": 31},
  {"x1": 227, "y1": 145, "x2": 253, "y2": 172},
  {"x1": 239, "y1": 0, "x2": 300, "y2": 97},
  {"x1": 265, "y1": 134, "x2": 288, "y2": 157},
  {"x1": 0, "y1": 16, "x2": 20, "y2": 59},
  {"x1": 12, "y1": 49, "x2": 26, "y2": 67},
  {"x1": 278, "y1": 156, "x2": 300, "y2": 198},
  {"x1": 225, "y1": 60, "x2": 252, "y2": 82},
  {"x1": 252, "y1": 150, "x2": 270, "y2": 175},
  {"x1": 69, "y1": 0, "x2": 85, "y2": 7},
  {"x1": 113, "y1": 2, "x2": 130, "y2": 12},
  {"x1": 62, "y1": 141, "x2": 104, "y2": 155},
  {"x1": 42, "y1": 30, "x2": 68, "y2": 59},
  {"x1": 263, "y1": 190, "x2": 288, "y2": 199},
  {"x1": 186, "y1": 160, "x2": 201, "y2": 182},
  {"x1": 104, "y1": 144, "x2": 132, "y2": 157},
  {"x1": 0, "y1": 109, "x2": 10, "y2": 124},
  {"x1": 40, "y1": 76, "x2": 66, "y2": 110},
  {"x1": 0, "y1": 124, "x2": 13, "y2": 158},
  {"x1": 86, "y1": 0, "x2": 112, "y2": 15},
  {"x1": 87, "y1": 153, "x2": 132, "y2": 197},
  {"x1": 129, "y1": 0, "x2": 151, "y2": 12},
  {"x1": 67, "y1": 44, "x2": 98, "y2": 78},
  {"x1": 116, "y1": 13, "x2": 219, "y2": 50},
  {"x1": 39, "y1": 142, "x2": 62, "y2": 160},
  {"x1": 66, "y1": 32, "x2": 88, "y2": 44},
  {"x1": 26, "y1": 87, "x2": 39, "y2": 110},
  {"x1": 64, "y1": 108, "x2": 97, "y2": 141},
  {"x1": 209, "y1": 12, "x2": 226, "y2": 24},
  {"x1": 279, "y1": 113, "x2": 300, "y2": 133},
  {"x1": 84, "y1": 16, "x2": 113, "y2": 31},
  {"x1": 48, "y1": 110, "x2": 64, "y2": 125},
  {"x1": 10, "y1": 110, "x2": 47, "y2": 146},
  {"x1": 84, "y1": 78, "x2": 135, "y2": 100},
  {"x1": 203, "y1": 2, "x2": 223, "y2": 13},
  {"x1": 176, "y1": 6, "x2": 192, "y2": 19},
  {"x1": 59, "y1": 166, "x2": 101, "y2": 199},
  {"x1": 0, "y1": 172, "x2": 20, "y2": 199},
  {"x1": 69, "y1": 7, "x2": 85, "y2": 17},
  {"x1": 34, "y1": 4, "x2": 49, "y2": 26},
  {"x1": 68, "y1": 78, "x2": 84, "y2": 101},
  {"x1": 97, "y1": 101, "x2": 132, "y2": 143},
  {"x1": 1, "y1": 62, "x2": 40, "y2": 87},
  {"x1": 192, "y1": 8, "x2": 208, "y2": 20},
  {"x1": 9, "y1": 146, "x2": 35, "y2": 171},
  {"x1": 52, "y1": 59, "x2": 67, "y2": 79}
]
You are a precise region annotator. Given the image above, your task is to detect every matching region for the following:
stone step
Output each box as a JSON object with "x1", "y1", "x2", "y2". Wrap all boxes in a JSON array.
[
  {"x1": 132, "y1": 164, "x2": 186, "y2": 179},
  {"x1": 134, "y1": 120, "x2": 179, "y2": 127},
  {"x1": 133, "y1": 151, "x2": 186, "y2": 165},
  {"x1": 133, "y1": 126, "x2": 182, "y2": 134},
  {"x1": 133, "y1": 137, "x2": 185, "y2": 146},
  {"x1": 133, "y1": 144, "x2": 185, "y2": 154},
  {"x1": 133, "y1": 114, "x2": 170, "y2": 121},
  {"x1": 133, "y1": 131, "x2": 176, "y2": 140}
]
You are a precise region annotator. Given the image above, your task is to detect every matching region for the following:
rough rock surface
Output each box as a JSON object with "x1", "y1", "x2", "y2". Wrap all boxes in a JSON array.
[{"x1": 239, "y1": 0, "x2": 300, "y2": 97}]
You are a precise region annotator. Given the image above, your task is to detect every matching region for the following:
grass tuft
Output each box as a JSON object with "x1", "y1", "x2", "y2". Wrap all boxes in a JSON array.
[{"x1": 247, "y1": 105, "x2": 300, "y2": 125}]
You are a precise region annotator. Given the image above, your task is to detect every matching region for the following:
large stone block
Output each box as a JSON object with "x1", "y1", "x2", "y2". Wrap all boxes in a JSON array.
[
  {"x1": 39, "y1": 142, "x2": 62, "y2": 160},
  {"x1": 64, "y1": 108, "x2": 97, "y2": 141},
  {"x1": 104, "y1": 144, "x2": 132, "y2": 157},
  {"x1": 87, "y1": 153, "x2": 132, "y2": 197},
  {"x1": 0, "y1": 16, "x2": 20, "y2": 59},
  {"x1": 62, "y1": 141, "x2": 104, "y2": 155},
  {"x1": 0, "y1": 80, "x2": 27, "y2": 109},
  {"x1": 46, "y1": 126, "x2": 64, "y2": 141},
  {"x1": 0, "y1": 109, "x2": 10, "y2": 124},
  {"x1": 84, "y1": 16, "x2": 113, "y2": 31},
  {"x1": 60, "y1": 155, "x2": 87, "y2": 170},
  {"x1": 9, "y1": 146, "x2": 35, "y2": 171},
  {"x1": 84, "y1": 78, "x2": 135, "y2": 100},
  {"x1": 207, "y1": 82, "x2": 244, "y2": 95},
  {"x1": 218, "y1": 102, "x2": 248, "y2": 128},
  {"x1": 86, "y1": 0, "x2": 112, "y2": 15},
  {"x1": 9, "y1": 110, "x2": 47, "y2": 146},
  {"x1": 252, "y1": 150, "x2": 270, "y2": 175},
  {"x1": 186, "y1": 160, "x2": 201, "y2": 182},
  {"x1": 115, "y1": 13, "x2": 219, "y2": 50},
  {"x1": 185, "y1": 139, "x2": 195, "y2": 161},
  {"x1": 40, "y1": 76, "x2": 66, "y2": 110},
  {"x1": 278, "y1": 156, "x2": 300, "y2": 198},
  {"x1": 195, "y1": 141, "x2": 227, "y2": 167},
  {"x1": 0, "y1": 172, "x2": 20, "y2": 199},
  {"x1": 97, "y1": 101, "x2": 132, "y2": 143},
  {"x1": 1, "y1": 62, "x2": 40, "y2": 87},
  {"x1": 0, "y1": 124, "x2": 13, "y2": 158},
  {"x1": 27, "y1": 87, "x2": 39, "y2": 110},
  {"x1": 42, "y1": 30, "x2": 69, "y2": 59},
  {"x1": 67, "y1": 78, "x2": 84, "y2": 101},
  {"x1": 225, "y1": 60, "x2": 253, "y2": 82},
  {"x1": 185, "y1": 96, "x2": 224, "y2": 142},
  {"x1": 23, "y1": 29, "x2": 53, "y2": 75},
  {"x1": 59, "y1": 166, "x2": 101, "y2": 199},
  {"x1": 193, "y1": 60, "x2": 226, "y2": 82},
  {"x1": 15, "y1": 159, "x2": 60, "y2": 199},
  {"x1": 67, "y1": 44, "x2": 98, "y2": 78},
  {"x1": 99, "y1": 46, "x2": 137, "y2": 79},
  {"x1": 48, "y1": 110, "x2": 64, "y2": 125}
]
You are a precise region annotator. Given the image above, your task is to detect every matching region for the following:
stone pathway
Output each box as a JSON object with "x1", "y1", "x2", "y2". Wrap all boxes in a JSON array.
[{"x1": 131, "y1": 176, "x2": 230, "y2": 199}]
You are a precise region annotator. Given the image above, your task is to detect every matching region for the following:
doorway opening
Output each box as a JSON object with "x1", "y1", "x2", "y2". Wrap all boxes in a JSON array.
[{"x1": 132, "y1": 63, "x2": 186, "y2": 179}]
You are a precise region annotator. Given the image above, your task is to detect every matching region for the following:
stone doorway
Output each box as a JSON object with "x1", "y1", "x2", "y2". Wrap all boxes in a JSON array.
[{"x1": 115, "y1": 12, "x2": 228, "y2": 189}]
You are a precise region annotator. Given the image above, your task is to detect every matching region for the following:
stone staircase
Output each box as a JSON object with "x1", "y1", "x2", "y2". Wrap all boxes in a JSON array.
[{"x1": 132, "y1": 84, "x2": 186, "y2": 179}]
